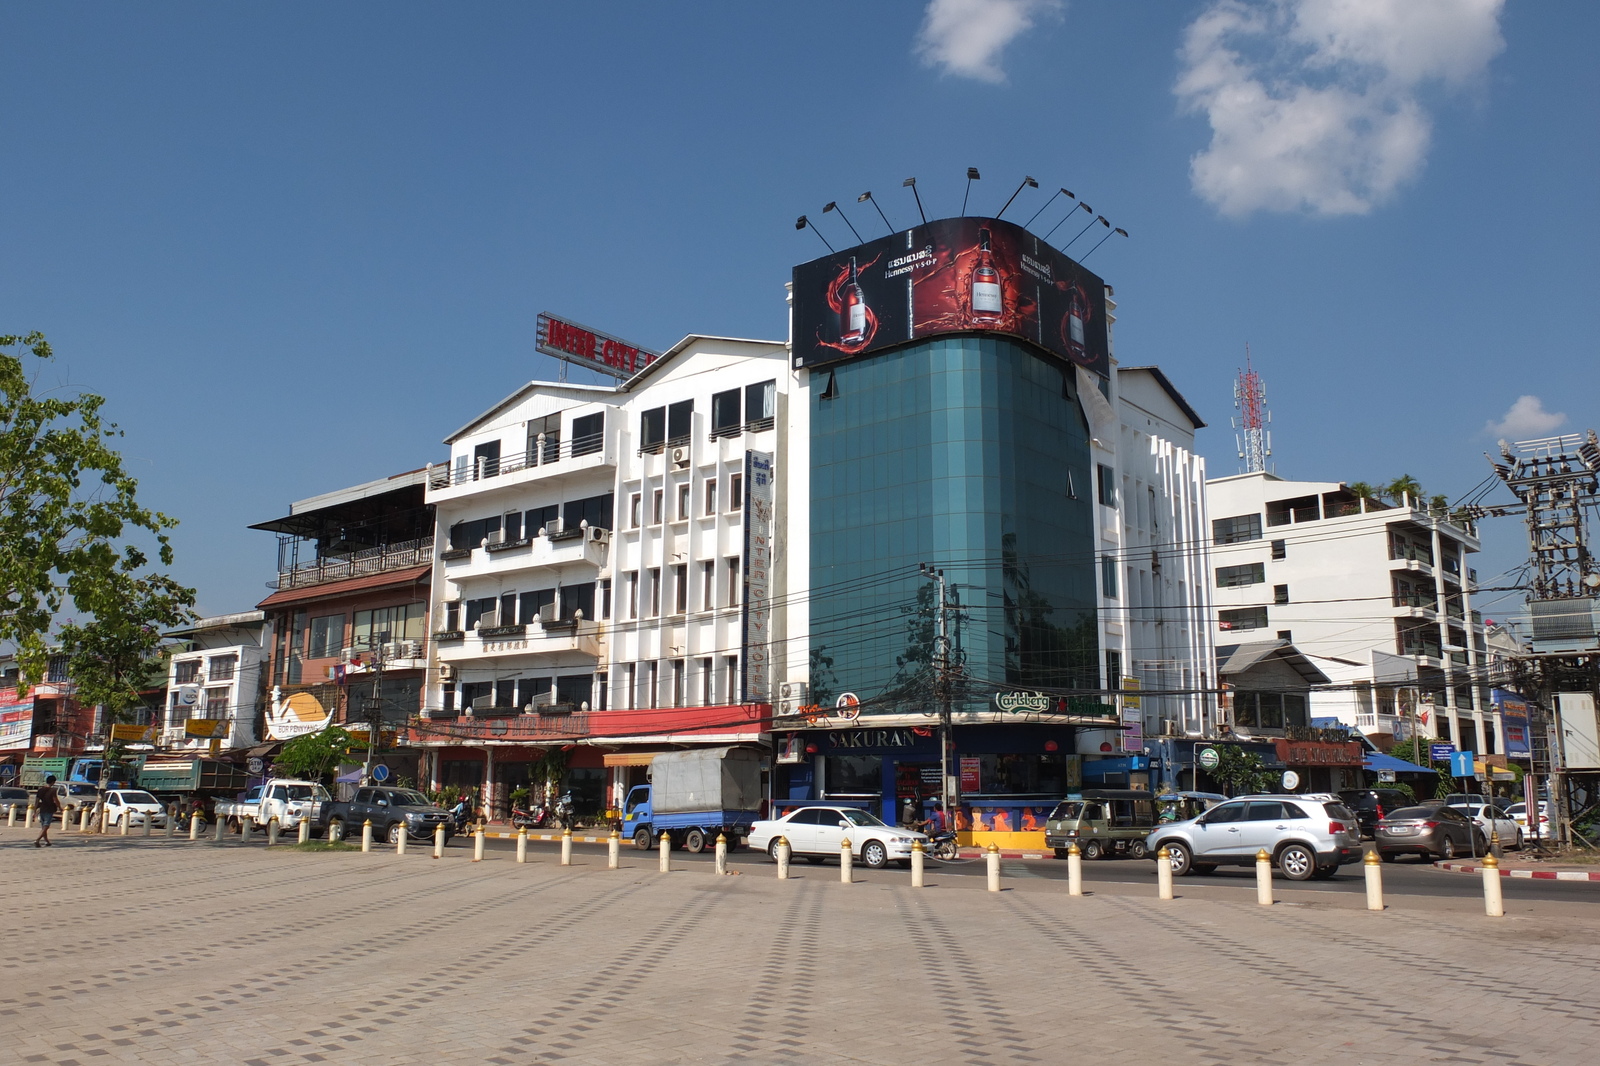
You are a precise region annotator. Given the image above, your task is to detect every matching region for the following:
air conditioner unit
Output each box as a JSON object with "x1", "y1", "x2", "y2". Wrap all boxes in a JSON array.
[
  {"x1": 438, "y1": 664, "x2": 456, "y2": 681},
  {"x1": 588, "y1": 526, "x2": 609, "y2": 542},
  {"x1": 671, "y1": 446, "x2": 690, "y2": 469},
  {"x1": 778, "y1": 681, "x2": 810, "y2": 704},
  {"x1": 486, "y1": 529, "x2": 505, "y2": 546},
  {"x1": 538, "y1": 603, "x2": 557, "y2": 623},
  {"x1": 475, "y1": 610, "x2": 498, "y2": 630},
  {"x1": 384, "y1": 640, "x2": 423, "y2": 661},
  {"x1": 471, "y1": 694, "x2": 495, "y2": 711},
  {"x1": 776, "y1": 735, "x2": 805, "y2": 765}
]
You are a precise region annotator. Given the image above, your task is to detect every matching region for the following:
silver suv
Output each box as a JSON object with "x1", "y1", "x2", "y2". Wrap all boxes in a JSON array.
[{"x1": 1146, "y1": 794, "x2": 1364, "y2": 881}]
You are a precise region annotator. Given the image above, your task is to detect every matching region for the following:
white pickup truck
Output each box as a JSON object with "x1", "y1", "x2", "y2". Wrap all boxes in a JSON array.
[{"x1": 213, "y1": 779, "x2": 330, "y2": 831}]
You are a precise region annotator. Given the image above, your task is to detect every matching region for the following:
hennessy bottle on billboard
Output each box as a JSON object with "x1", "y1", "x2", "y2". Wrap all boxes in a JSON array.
[
  {"x1": 1065, "y1": 284, "x2": 1087, "y2": 357},
  {"x1": 971, "y1": 227, "x2": 1003, "y2": 321},
  {"x1": 840, "y1": 256, "x2": 867, "y2": 345}
]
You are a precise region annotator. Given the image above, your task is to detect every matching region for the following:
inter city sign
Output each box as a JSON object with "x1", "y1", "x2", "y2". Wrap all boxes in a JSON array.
[{"x1": 536, "y1": 312, "x2": 659, "y2": 380}]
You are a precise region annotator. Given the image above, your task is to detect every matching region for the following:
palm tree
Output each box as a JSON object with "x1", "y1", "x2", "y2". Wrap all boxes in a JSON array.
[{"x1": 1384, "y1": 475, "x2": 1424, "y2": 507}]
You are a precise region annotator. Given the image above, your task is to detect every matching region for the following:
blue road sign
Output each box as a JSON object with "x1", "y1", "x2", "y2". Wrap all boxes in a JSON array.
[
  {"x1": 372, "y1": 763, "x2": 390, "y2": 782},
  {"x1": 1450, "y1": 750, "x2": 1476, "y2": 778},
  {"x1": 1430, "y1": 743, "x2": 1456, "y2": 763}
]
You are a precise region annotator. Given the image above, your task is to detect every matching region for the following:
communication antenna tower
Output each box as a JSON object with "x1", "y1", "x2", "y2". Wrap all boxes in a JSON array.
[{"x1": 1232, "y1": 346, "x2": 1271, "y2": 474}]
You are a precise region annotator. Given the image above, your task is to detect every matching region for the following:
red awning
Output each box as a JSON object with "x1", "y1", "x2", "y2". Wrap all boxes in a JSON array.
[{"x1": 256, "y1": 564, "x2": 432, "y2": 610}]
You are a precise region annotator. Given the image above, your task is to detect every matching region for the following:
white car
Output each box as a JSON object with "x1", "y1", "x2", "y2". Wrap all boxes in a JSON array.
[
  {"x1": 103, "y1": 789, "x2": 168, "y2": 828},
  {"x1": 1450, "y1": 801, "x2": 1521, "y2": 849},
  {"x1": 748, "y1": 805, "x2": 929, "y2": 869},
  {"x1": 1503, "y1": 801, "x2": 1551, "y2": 840}
]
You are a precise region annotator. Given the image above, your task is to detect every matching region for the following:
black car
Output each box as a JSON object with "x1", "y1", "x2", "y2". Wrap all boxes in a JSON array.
[
  {"x1": 1337, "y1": 789, "x2": 1414, "y2": 839},
  {"x1": 323, "y1": 786, "x2": 455, "y2": 844}
]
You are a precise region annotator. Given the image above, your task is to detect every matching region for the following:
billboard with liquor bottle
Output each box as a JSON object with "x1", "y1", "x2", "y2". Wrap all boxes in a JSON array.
[{"x1": 791, "y1": 216, "x2": 1110, "y2": 377}]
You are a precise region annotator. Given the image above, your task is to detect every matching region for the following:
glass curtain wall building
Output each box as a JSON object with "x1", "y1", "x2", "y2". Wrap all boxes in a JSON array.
[{"x1": 809, "y1": 335, "x2": 1099, "y2": 711}]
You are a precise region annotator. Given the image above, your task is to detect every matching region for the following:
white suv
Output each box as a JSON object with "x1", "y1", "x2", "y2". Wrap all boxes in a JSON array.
[{"x1": 1146, "y1": 794, "x2": 1364, "y2": 880}]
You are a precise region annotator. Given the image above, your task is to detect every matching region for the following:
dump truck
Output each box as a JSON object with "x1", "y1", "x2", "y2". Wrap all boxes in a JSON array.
[{"x1": 619, "y1": 746, "x2": 763, "y2": 854}]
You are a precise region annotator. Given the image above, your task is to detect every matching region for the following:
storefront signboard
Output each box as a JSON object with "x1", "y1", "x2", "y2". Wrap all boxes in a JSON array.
[
  {"x1": 0, "y1": 688, "x2": 34, "y2": 751},
  {"x1": 1272, "y1": 739, "x2": 1365, "y2": 767},
  {"x1": 1429, "y1": 743, "x2": 1456, "y2": 763},
  {"x1": 994, "y1": 690, "x2": 1049, "y2": 712},
  {"x1": 959, "y1": 757, "x2": 982, "y2": 793},
  {"x1": 740, "y1": 450, "x2": 774, "y2": 703},
  {"x1": 1197, "y1": 746, "x2": 1220, "y2": 771}
]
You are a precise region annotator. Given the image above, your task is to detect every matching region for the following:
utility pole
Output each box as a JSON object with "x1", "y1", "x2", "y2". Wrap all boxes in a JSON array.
[
  {"x1": 359, "y1": 630, "x2": 391, "y2": 786},
  {"x1": 919, "y1": 564, "x2": 963, "y2": 817}
]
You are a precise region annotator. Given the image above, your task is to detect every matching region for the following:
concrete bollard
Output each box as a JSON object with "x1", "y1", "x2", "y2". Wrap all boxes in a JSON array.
[
  {"x1": 1482, "y1": 853, "x2": 1505, "y2": 917},
  {"x1": 1067, "y1": 842, "x2": 1084, "y2": 897},
  {"x1": 910, "y1": 839, "x2": 925, "y2": 888},
  {"x1": 213, "y1": 815, "x2": 225, "y2": 842},
  {"x1": 241, "y1": 817, "x2": 253, "y2": 844},
  {"x1": 143, "y1": 810, "x2": 153, "y2": 837},
  {"x1": 840, "y1": 837, "x2": 853, "y2": 884},
  {"x1": 1156, "y1": 846, "x2": 1174, "y2": 900},
  {"x1": 396, "y1": 825, "x2": 407, "y2": 856},
  {"x1": 120, "y1": 810, "x2": 131, "y2": 836},
  {"x1": 99, "y1": 805, "x2": 110, "y2": 834},
  {"x1": 659, "y1": 831, "x2": 672, "y2": 873},
  {"x1": 608, "y1": 829, "x2": 621, "y2": 869},
  {"x1": 1364, "y1": 850, "x2": 1384, "y2": 911},
  {"x1": 298, "y1": 818, "x2": 310, "y2": 844},
  {"x1": 267, "y1": 818, "x2": 280, "y2": 846},
  {"x1": 986, "y1": 844, "x2": 1002, "y2": 893},
  {"x1": 190, "y1": 812, "x2": 202, "y2": 841},
  {"x1": 165, "y1": 807, "x2": 176, "y2": 838},
  {"x1": 361, "y1": 819, "x2": 373, "y2": 853},
  {"x1": 5, "y1": 804, "x2": 13, "y2": 827},
  {"x1": 473, "y1": 826, "x2": 485, "y2": 862},
  {"x1": 1255, "y1": 849, "x2": 1274, "y2": 906},
  {"x1": 81, "y1": 806, "x2": 91, "y2": 833},
  {"x1": 433, "y1": 823, "x2": 445, "y2": 859},
  {"x1": 776, "y1": 836, "x2": 791, "y2": 880},
  {"x1": 715, "y1": 832, "x2": 728, "y2": 876},
  {"x1": 561, "y1": 827, "x2": 573, "y2": 866},
  {"x1": 517, "y1": 827, "x2": 528, "y2": 864},
  {"x1": 25, "y1": 803, "x2": 35, "y2": 829}
]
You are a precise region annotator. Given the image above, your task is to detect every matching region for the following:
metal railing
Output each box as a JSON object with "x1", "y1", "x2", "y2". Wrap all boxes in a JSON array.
[
  {"x1": 271, "y1": 536, "x2": 434, "y2": 590},
  {"x1": 429, "y1": 433, "x2": 606, "y2": 489}
]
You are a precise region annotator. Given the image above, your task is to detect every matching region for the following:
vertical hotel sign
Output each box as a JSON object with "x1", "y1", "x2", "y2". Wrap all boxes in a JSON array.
[
  {"x1": 741, "y1": 451, "x2": 775, "y2": 703},
  {"x1": 0, "y1": 687, "x2": 35, "y2": 751}
]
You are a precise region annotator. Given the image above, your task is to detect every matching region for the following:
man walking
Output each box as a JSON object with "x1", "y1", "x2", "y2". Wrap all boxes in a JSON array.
[{"x1": 33, "y1": 774, "x2": 61, "y2": 847}]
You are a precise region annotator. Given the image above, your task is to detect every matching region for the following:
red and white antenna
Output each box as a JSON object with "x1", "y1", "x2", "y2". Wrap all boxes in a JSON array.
[{"x1": 1233, "y1": 345, "x2": 1271, "y2": 473}]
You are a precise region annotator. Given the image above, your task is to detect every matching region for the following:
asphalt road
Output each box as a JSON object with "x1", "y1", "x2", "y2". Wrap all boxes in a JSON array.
[{"x1": 472, "y1": 834, "x2": 1600, "y2": 903}]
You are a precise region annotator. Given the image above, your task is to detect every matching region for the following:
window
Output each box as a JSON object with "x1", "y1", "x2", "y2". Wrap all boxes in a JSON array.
[
  {"x1": 666, "y1": 400, "x2": 693, "y2": 446},
  {"x1": 1101, "y1": 556, "x2": 1118, "y2": 598},
  {"x1": 441, "y1": 683, "x2": 456, "y2": 713},
  {"x1": 701, "y1": 561, "x2": 715, "y2": 611},
  {"x1": 600, "y1": 578, "x2": 612, "y2": 620},
  {"x1": 503, "y1": 511, "x2": 523, "y2": 541},
  {"x1": 1097, "y1": 464, "x2": 1117, "y2": 507},
  {"x1": 443, "y1": 601, "x2": 460, "y2": 632},
  {"x1": 729, "y1": 473, "x2": 743, "y2": 511},
  {"x1": 672, "y1": 564, "x2": 688, "y2": 614},
  {"x1": 700, "y1": 658, "x2": 713, "y2": 705},
  {"x1": 639, "y1": 407, "x2": 666, "y2": 452},
  {"x1": 671, "y1": 660, "x2": 685, "y2": 706},
  {"x1": 1267, "y1": 495, "x2": 1319, "y2": 527},
  {"x1": 596, "y1": 672, "x2": 607, "y2": 711},
  {"x1": 1271, "y1": 539, "x2": 1287, "y2": 560},
  {"x1": 464, "y1": 596, "x2": 498, "y2": 629},
  {"x1": 1106, "y1": 650, "x2": 1122, "y2": 692},
  {"x1": 652, "y1": 489, "x2": 664, "y2": 524},
  {"x1": 1219, "y1": 606, "x2": 1269, "y2": 632},
  {"x1": 648, "y1": 568, "x2": 661, "y2": 616},
  {"x1": 1212, "y1": 514, "x2": 1262, "y2": 544},
  {"x1": 560, "y1": 582, "x2": 595, "y2": 621},
  {"x1": 449, "y1": 514, "x2": 501, "y2": 550},
  {"x1": 629, "y1": 492, "x2": 642, "y2": 529},
  {"x1": 704, "y1": 478, "x2": 718, "y2": 515},
  {"x1": 562, "y1": 492, "x2": 614, "y2": 532},
  {"x1": 208, "y1": 655, "x2": 237, "y2": 682},
  {"x1": 711, "y1": 388, "x2": 741, "y2": 437},
  {"x1": 725, "y1": 656, "x2": 739, "y2": 702},
  {"x1": 353, "y1": 604, "x2": 425, "y2": 647},
  {"x1": 1277, "y1": 630, "x2": 1293, "y2": 641},
  {"x1": 175, "y1": 659, "x2": 201, "y2": 684},
  {"x1": 205, "y1": 687, "x2": 230, "y2": 719},
  {"x1": 556, "y1": 674, "x2": 592, "y2": 707},
  {"x1": 626, "y1": 572, "x2": 639, "y2": 620},
  {"x1": 308, "y1": 615, "x2": 345, "y2": 658},
  {"x1": 648, "y1": 662, "x2": 659, "y2": 709},
  {"x1": 726, "y1": 556, "x2": 741, "y2": 607},
  {"x1": 460, "y1": 681, "x2": 492, "y2": 711},
  {"x1": 473, "y1": 439, "x2": 502, "y2": 477},
  {"x1": 677, "y1": 483, "x2": 691, "y2": 521},
  {"x1": 517, "y1": 677, "x2": 552, "y2": 710},
  {"x1": 525, "y1": 504, "x2": 558, "y2": 537},
  {"x1": 520, "y1": 588, "x2": 556, "y2": 624},
  {"x1": 571, "y1": 412, "x2": 604, "y2": 456},
  {"x1": 745, "y1": 380, "x2": 776, "y2": 429},
  {"x1": 1274, "y1": 584, "x2": 1289, "y2": 605},
  {"x1": 624, "y1": 663, "x2": 637, "y2": 710},
  {"x1": 1215, "y1": 563, "x2": 1265, "y2": 588}
]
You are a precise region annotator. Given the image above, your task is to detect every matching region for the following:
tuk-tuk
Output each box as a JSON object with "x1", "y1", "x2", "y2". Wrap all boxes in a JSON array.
[
  {"x1": 1155, "y1": 791, "x2": 1227, "y2": 824},
  {"x1": 1044, "y1": 789, "x2": 1159, "y2": 859}
]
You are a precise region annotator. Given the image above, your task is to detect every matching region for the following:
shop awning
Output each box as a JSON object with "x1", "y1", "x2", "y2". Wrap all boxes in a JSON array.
[
  {"x1": 1365, "y1": 752, "x2": 1435, "y2": 775},
  {"x1": 602, "y1": 752, "x2": 659, "y2": 767}
]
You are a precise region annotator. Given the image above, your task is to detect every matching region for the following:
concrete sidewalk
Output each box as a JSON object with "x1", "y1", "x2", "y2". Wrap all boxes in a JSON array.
[
  {"x1": 1434, "y1": 857, "x2": 1600, "y2": 882},
  {"x1": 3, "y1": 831, "x2": 1597, "y2": 1065}
]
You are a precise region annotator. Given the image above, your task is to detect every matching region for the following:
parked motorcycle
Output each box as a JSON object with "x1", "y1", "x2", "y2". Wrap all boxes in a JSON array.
[
  {"x1": 554, "y1": 792, "x2": 575, "y2": 830},
  {"x1": 925, "y1": 830, "x2": 960, "y2": 861},
  {"x1": 511, "y1": 803, "x2": 552, "y2": 830}
]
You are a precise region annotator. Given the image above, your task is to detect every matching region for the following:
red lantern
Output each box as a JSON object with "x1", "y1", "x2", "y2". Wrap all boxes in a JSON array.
[
  {"x1": 1044, "y1": 740, "x2": 1058, "y2": 752},
  {"x1": 805, "y1": 744, "x2": 818, "y2": 754},
  {"x1": 1100, "y1": 742, "x2": 1113, "y2": 753}
]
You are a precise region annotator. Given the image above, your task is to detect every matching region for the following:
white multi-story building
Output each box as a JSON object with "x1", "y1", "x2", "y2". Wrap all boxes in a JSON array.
[
  {"x1": 163, "y1": 611, "x2": 270, "y2": 751},
  {"x1": 1205, "y1": 473, "x2": 1497, "y2": 753},
  {"x1": 419, "y1": 336, "x2": 788, "y2": 815}
]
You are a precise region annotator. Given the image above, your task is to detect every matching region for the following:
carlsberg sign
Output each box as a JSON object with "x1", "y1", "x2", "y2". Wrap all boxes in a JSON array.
[{"x1": 994, "y1": 690, "x2": 1050, "y2": 713}]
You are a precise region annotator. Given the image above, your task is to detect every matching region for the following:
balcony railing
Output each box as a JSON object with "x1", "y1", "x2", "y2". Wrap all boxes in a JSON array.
[
  {"x1": 270, "y1": 536, "x2": 434, "y2": 590},
  {"x1": 429, "y1": 433, "x2": 606, "y2": 489}
]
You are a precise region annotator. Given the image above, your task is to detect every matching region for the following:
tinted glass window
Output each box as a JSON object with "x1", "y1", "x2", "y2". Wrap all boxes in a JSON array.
[
  {"x1": 789, "y1": 809, "x2": 822, "y2": 825},
  {"x1": 354, "y1": 789, "x2": 373, "y2": 804},
  {"x1": 1245, "y1": 802, "x2": 1284, "y2": 821},
  {"x1": 1388, "y1": 806, "x2": 1435, "y2": 819},
  {"x1": 1280, "y1": 802, "x2": 1309, "y2": 819},
  {"x1": 1205, "y1": 803, "x2": 1246, "y2": 823},
  {"x1": 1324, "y1": 803, "x2": 1356, "y2": 821}
]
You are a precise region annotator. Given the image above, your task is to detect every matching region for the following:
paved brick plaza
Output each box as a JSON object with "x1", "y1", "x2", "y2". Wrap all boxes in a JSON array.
[{"x1": 3, "y1": 832, "x2": 1597, "y2": 1066}]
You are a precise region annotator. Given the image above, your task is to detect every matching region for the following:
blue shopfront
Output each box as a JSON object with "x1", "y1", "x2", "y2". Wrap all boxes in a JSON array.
[{"x1": 774, "y1": 722, "x2": 1081, "y2": 848}]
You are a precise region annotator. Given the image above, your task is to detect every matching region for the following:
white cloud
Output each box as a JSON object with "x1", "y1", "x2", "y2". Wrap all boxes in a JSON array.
[
  {"x1": 914, "y1": 0, "x2": 1061, "y2": 83},
  {"x1": 1175, "y1": 0, "x2": 1505, "y2": 218},
  {"x1": 1485, "y1": 396, "x2": 1568, "y2": 440}
]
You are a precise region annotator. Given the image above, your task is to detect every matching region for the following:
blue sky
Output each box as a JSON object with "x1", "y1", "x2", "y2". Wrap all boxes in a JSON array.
[{"x1": 1, "y1": 2, "x2": 1594, "y2": 624}]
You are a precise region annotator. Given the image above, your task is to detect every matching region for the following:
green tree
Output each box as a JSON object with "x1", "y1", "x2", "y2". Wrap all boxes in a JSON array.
[
  {"x1": 1346, "y1": 481, "x2": 1379, "y2": 502},
  {"x1": 1382, "y1": 475, "x2": 1424, "y2": 506},
  {"x1": 276, "y1": 727, "x2": 357, "y2": 783},
  {"x1": 1209, "y1": 744, "x2": 1279, "y2": 797},
  {"x1": 1386, "y1": 738, "x2": 1453, "y2": 799},
  {"x1": 0, "y1": 332, "x2": 194, "y2": 689}
]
